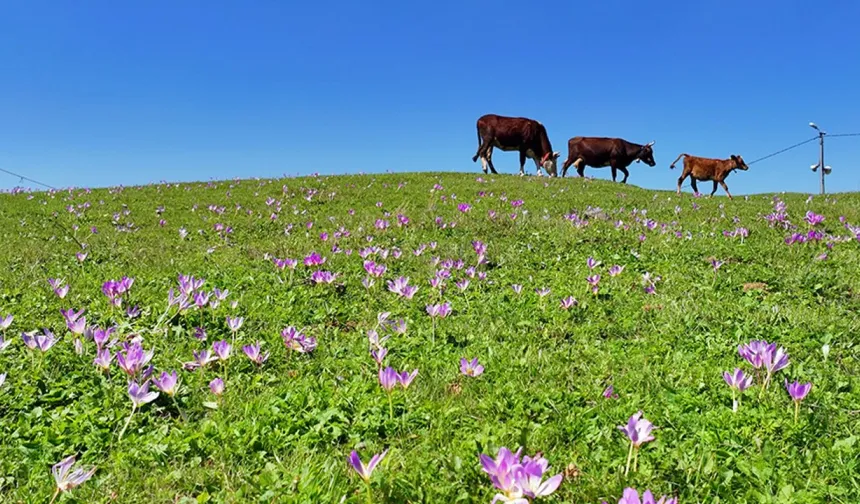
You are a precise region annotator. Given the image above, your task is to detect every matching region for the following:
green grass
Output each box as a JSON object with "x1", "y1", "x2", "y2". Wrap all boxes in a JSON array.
[{"x1": 0, "y1": 172, "x2": 858, "y2": 503}]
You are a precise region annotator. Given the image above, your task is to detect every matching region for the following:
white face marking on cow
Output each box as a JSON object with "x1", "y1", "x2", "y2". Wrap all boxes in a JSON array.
[{"x1": 542, "y1": 152, "x2": 560, "y2": 177}]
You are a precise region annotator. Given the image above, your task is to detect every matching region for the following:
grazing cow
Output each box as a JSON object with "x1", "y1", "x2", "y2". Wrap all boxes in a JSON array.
[
  {"x1": 670, "y1": 153, "x2": 749, "y2": 199},
  {"x1": 471, "y1": 114, "x2": 561, "y2": 177},
  {"x1": 560, "y1": 137, "x2": 656, "y2": 183}
]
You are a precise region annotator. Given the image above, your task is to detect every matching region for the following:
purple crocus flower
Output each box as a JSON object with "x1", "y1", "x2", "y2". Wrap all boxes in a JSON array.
[
  {"x1": 303, "y1": 252, "x2": 326, "y2": 267},
  {"x1": 51, "y1": 455, "x2": 96, "y2": 496},
  {"x1": 397, "y1": 369, "x2": 418, "y2": 389},
  {"x1": 479, "y1": 446, "x2": 563, "y2": 502},
  {"x1": 535, "y1": 287, "x2": 550, "y2": 298},
  {"x1": 310, "y1": 270, "x2": 338, "y2": 284},
  {"x1": 226, "y1": 316, "x2": 244, "y2": 333},
  {"x1": 426, "y1": 302, "x2": 452, "y2": 318},
  {"x1": 282, "y1": 326, "x2": 317, "y2": 353},
  {"x1": 387, "y1": 276, "x2": 418, "y2": 299},
  {"x1": 617, "y1": 487, "x2": 678, "y2": 504},
  {"x1": 242, "y1": 341, "x2": 269, "y2": 365},
  {"x1": 560, "y1": 296, "x2": 578, "y2": 310},
  {"x1": 66, "y1": 315, "x2": 87, "y2": 335},
  {"x1": 603, "y1": 385, "x2": 618, "y2": 399},
  {"x1": 0, "y1": 335, "x2": 10, "y2": 353},
  {"x1": 184, "y1": 349, "x2": 217, "y2": 370},
  {"x1": 371, "y1": 347, "x2": 388, "y2": 366},
  {"x1": 153, "y1": 370, "x2": 179, "y2": 397},
  {"x1": 723, "y1": 368, "x2": 753, "y2": 412},
  {"x1": 209, "y1": 377, "x2": 225, "y2": 396},
  {"x1": 586, "y1": 256, "x2": 601, "y2": 270},
  {"x1": 804, "y1": 211, "x2": 824, "y2": 226},
  {"x1": 116, "y1": 342, "x2": 154, "y2": 377},
  {"x1": 212, "y1": 340, "x2": 232, "y2": 361},
  {"x1": 93, "y1": 348, "x2": 113, "y2": 372},
  {"x1": 460, "y1": 357, "x2": 484, "y2": 377},
  {"x1": 126, "y1": 305, "x2": 141, "y2": 318},
  {"x1": 619, "y1": 411, "x2": 655, "y2": 475},
  {"x1": 61, "y1": 308, "x2": 85, "y2": 325},
  {"x1": 0, "y1": 372, "x2": 5, "y2": 388},
  {"x1": 609, "y1": 265, "x2": 625, "y2": 277},
  {"x1": 348, "y1": 449, "x2": 388, "y2": 483},
  {"x1": 0, "y1": 314, "x2": 12, "y2": 330},
  {"x1": 514, "y1": 455, "x2": 564, "y2": 500},
  {"x1": 128, "y1": 380, "x2": 159, "y2": 408},
  {"x1": 511, "y1": 284, "x2": 523, "y2": 295},
  {"x1": 587, "y1": 274, "x2": 601, "y2": 295},
  {"x1": 22, "y1": 329, "x2": 57, "y2": 352},
  {"x1": 785, "y1": 379, "x2": 812, "y2": 423},
  {"x1": 378, "y1": 366, "x2": 398, "y2": 392}
]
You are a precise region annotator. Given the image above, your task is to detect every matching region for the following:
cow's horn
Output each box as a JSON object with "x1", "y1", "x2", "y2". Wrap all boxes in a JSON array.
[{"x1": 646, "y1": 141, "x2": 655, "y2": 147}]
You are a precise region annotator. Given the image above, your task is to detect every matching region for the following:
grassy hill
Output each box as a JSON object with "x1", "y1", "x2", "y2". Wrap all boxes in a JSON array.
[{"x1": 0, "y1": 172, "x2": 858, "y2": 503}]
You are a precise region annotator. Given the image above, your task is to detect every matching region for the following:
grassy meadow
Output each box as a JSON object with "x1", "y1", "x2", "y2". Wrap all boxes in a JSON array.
[{"x1": 0, "y1": 172, "x2": 858, "y2": 503}]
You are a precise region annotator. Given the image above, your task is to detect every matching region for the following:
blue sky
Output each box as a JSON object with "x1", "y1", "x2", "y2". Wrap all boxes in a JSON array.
[{"x1": 1, "y1": 1, "x2": 859, "y2": 194}]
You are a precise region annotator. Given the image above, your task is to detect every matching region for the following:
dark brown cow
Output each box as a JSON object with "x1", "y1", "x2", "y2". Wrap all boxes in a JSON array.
[
  {"x1": 472, "y1": 114, "x2": 560, "y2": 177},
  {"x1": 560, "y1": 137, "x2": 656, "y2": 183},
  {"x1": 670, "y1": 153, "x2": 749, "y2": 199}
]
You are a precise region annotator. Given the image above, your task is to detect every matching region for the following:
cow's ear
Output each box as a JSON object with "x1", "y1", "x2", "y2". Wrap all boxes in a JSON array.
[
  {"x1": 731, "y1": 155, "x2": 738, "y2": 161},
  {"x1": 553, "y1": 151, "x2": 560, "y2": 159}
]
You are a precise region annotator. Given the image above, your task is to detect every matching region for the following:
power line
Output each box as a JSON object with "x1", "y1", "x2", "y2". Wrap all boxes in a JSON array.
[
  {"x1": 0, "y1": 167, "x2": 56, "y2": 190},
  {"x1": 828, "y1": 132, "x2": 860, "y2": 138},
  {"x1": 746, "y1": 136, "x2": 819, "y2": 165}
]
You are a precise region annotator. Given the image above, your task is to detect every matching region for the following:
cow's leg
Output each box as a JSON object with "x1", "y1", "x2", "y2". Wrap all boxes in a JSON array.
[
  {"x1": 690, "y1": 178, "x2": 699, "y2": 195},
  {"x1": 618, "y1": 167, "x2": 630, "y2": 184},
  {"x1": 532, "y1": 157, "x2": 545, "y2": 177},
  {"x1": 561, "y1": 157, "x2": 574, "y2": 177},
  {"x1": 485, "y1": 147, "x2": 498, "y2": 174},
  {"x1": 574, "y1": 159, "x2": 586, "y2": 178},
  {"x1": 610, "y1": 166, "x2": 618, "y2": 182},
  {"x1": 677, "y1": 170, "x2": 690, "y2": 194},
  {"x1": 518, "y1": 151, "x2": 528, "y2": 176},
  {"x1": 710, "y1": 181, "x2": 718, "y2": 197},
  {"x1": 720, "y1": 180, "x2": 733, "y2": 200}
]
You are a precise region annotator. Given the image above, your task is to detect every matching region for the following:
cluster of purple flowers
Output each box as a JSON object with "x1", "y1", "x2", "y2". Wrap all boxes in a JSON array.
[
  {"x1": 102, "y1": 276, "x2": 134, "y2": 308},
  {"x1": 479, "y1": 446, "x2": 563, "y2": 502}
]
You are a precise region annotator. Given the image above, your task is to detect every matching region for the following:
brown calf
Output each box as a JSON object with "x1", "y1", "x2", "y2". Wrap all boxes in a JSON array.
[
  {"x1": 670, "y1": 153, "x2": 749, "y2": 199},
  {"x1": 472, "y1": 114, "x2": 560, "y2": 176}
]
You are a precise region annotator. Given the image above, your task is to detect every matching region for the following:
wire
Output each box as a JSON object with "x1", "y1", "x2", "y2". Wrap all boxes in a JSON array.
[
  {"x1": 746, "y1": 136, "x2": 819, "y2": 166},
  {"x1": 828, "y1": 132, "x2": 860, "y2": 138},
  {"x1": 0, "y1": 167, "x2": 56, "y2": 190}
]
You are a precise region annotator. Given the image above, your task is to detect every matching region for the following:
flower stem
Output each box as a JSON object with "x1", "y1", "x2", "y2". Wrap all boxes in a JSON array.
[
  {"x1": 732, "y1": 390, "x2": 738, "y2": 413},
  {"x1": 48, "y1": 488, "x2": 60, "y2": 504},
  {"x1": 794, "y1": 400, "x2": 799, "y2": 423},
  {"x1": 172, "y1": 395, "x2": 188, "y2": 422},
  {"x1": 633, "y1": 447, "x2": 639, "y2": 473},
  {"x1": 624, "y1": 441, "x2": 634, "y2": 476},
  {"x1": 387, "y1": 392, "x2": 394, "y2": 422},
  {"x1": 365, "y1": 481, "x2": 373, "y2": 504},
  {"x1": 117, "y1": 405, "x2": 136, "y2": 441}
]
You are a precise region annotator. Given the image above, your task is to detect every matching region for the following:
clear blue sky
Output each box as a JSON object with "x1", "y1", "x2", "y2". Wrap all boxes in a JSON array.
[{"x1": 2, "y1": 1, "x2": 859, "y2": 195}]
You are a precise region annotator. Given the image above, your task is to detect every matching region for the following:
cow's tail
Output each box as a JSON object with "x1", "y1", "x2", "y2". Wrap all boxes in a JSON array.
[
  {"x1": 669, "y1": 153, "x2": 687, "y2": 170},
  {"x1": 472, "y1": 126, "x2": 482, "y2": 163}
]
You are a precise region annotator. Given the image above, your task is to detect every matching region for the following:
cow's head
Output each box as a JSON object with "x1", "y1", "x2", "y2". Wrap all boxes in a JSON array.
[
  {"x1": 637, "y1": 141, "x2": 656, "y2": 167},
  {"x1": 541, "y1": 151, "x2": 562, "y2": 176},
  {"x1": 731, "y1": 155, "x2": 749, "y2": 171}
]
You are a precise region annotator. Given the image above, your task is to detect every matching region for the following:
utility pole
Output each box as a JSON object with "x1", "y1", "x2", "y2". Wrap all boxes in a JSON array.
[{"x1": 808, "y1": 122, "x2": 830, "y2": 195}]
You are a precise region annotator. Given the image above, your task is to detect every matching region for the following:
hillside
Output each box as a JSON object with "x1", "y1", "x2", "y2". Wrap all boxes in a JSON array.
[{"x1": 0, "y1": 172, "x2": 858, "y2": 503}]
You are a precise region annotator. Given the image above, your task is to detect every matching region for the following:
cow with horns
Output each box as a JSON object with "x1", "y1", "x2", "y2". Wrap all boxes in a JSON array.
[
  {"x1": 560, "y1": 137, "x2": 656, "y2": 183},
  {"x1": 670, "y1": 153, "x2": 749, "y2": 199},
  {"x1": 471, "y1": 114, "x2": 561, "y2": 177}
]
